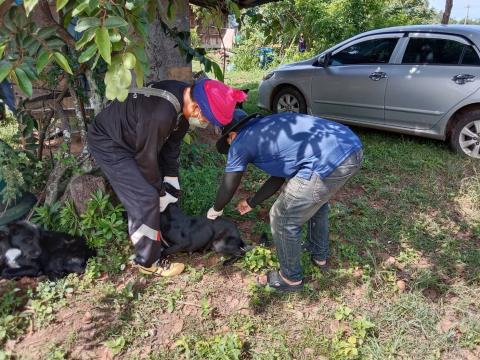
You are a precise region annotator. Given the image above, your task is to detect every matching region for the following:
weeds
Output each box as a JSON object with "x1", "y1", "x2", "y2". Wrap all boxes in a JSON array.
[
  {"x1": 242, "y1": 245, "x2": 278, "y2": 272},
  {"x1": 175, "y1": 333, "x2": 243, "y2": 360}
]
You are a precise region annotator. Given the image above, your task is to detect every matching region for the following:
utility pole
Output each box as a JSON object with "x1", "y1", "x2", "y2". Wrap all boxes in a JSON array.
[{"x1": 465, "y1": 5, "x2": 470, "y2": 24}]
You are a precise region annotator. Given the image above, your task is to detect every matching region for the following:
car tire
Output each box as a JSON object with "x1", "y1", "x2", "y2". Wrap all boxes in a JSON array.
[
  {"x1": 450, "y1": 109, "x2": 480, "y2": 159},
  {"x1": 272, "y1": 87, "x2": 307, "y2": 114}
]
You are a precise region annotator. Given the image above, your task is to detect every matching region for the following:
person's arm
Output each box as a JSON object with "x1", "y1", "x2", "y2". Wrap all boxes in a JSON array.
[
  {"x1": 207, "y1": 141, "x2": 250, "y2": 220},
  {"x1": 213, "y1": 172, "x2": 244, "y2": 211},
  {"x1": 247, "y1": 176, "x2": 285, "y2": 207}
]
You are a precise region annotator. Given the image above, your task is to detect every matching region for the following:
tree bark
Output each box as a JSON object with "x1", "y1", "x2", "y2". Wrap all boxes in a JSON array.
[
  {"x1": 146, "y1": 0, "x2": 192, "y2": 82},
  {"x1": 442, "y1": 0, "x2": 453, "y2": 24},
  {"x1": 85, "y1": 69, "x2": 103, "y2": 116}
]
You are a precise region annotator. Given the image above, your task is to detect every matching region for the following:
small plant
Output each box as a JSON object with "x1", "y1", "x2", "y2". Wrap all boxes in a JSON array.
[
  {"x1": 34, "y1": 191, "x2": 130, "y2": 274},
  {"x1": 175, "y1": 333, "x2": 243, "y2": 360},
  {"x1": 200, "y1": 296, "x2": 213, "y2": 318},
  {"x1": 45, "y1": 345, "x2": 67, "y2": 360},
  {"x1": 27, "y1": 278, "x2": 75, "y2": 328},
  {"x1": 335, "y1": 305, "x2": 354, "y2": 321},
  {"x1": 329, "y1": 308, "x2": 375, "y2": 360},
  {"x1": 104, "y1": 336, "x2": 126, "y2": 356},
  {"x1": 0, "y1": 284, "x2": 28, "y2": 346},
  {"x1": 32, "y1": 202, "x2": 62, "y2": 230},
  {"x1": 243, "y1": 246, "x2": 279, "y2": 272},
  {"x1": 163, "y1": 289, "x2": 183, "y2": 313}
]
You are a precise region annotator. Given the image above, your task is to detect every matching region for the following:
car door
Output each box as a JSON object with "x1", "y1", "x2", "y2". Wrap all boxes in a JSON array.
[
  {"x1": 384, "y1": 33, "x2": 480, "y2": 129},
  {"x1": 311, "y1": 34, "x2": 403, "y2": 124}
]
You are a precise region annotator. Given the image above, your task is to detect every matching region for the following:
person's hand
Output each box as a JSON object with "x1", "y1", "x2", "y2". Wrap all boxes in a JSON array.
[
  {"x1": 237, "y1": 199, "x2": 252, "y2": 215},
  {"x1": 207, "y1": 207, "x2": 223, "y2": 220},
  {"x1": 159, "y1": 192, "x2": 178, "y2": 212}
]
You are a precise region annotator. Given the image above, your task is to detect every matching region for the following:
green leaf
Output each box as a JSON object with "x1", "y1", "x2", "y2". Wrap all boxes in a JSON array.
[
  {"x1": 14, "y1": 67, "x2": 32, "y2": 97},
  {"x1": 19, "y1": 63, "x2": 38, "y2": 81},
  {"x1": 78, "y1": 43, "x2": 97, "y2": 63},
  {"x1": 23, "y1": 0, "x2": 39, "y2": 16},
  {"x1": 88, "y1": 0, "x2": 99, "y2": 10},
  {"x1": 3, "y1": 9, "x2": 16, "y2": 32},
  {"x1": 167, "y1": 0, "x2": 176, "y2": 20},
  {"x1": 122, "y1": 52, "x2": 135, "y2": 70},
  {"x1": 132, "y1": 46, "x2": 148, "y2": 64},
  {"x1": 72, "y1": 0, "x2": 89, "y2": 16},
  {"x1": 75, "y1": 28, "x2": 96, "y2": 50},
  {"x1": 104, "y1": 16, "x2": 128, "y2": 29},
  {"x1": 53, "y1": 52, "x2": 73, "y2": 74},
  {"x1": 91, "y1": 52, "x2": 100, "y2": 70},
  {"x1": 56, "y1": 0, "x2": 69, "y2": 11},
  {"x1": 212, "y1": 62, "x2": 224, "y2": 82},
  {"x1": 36, "y1": 51, "x2": 51, "y2": 73},
  {"x1": 95, "y1": 27, "x2": 111, "y2": 65},
  {"x1": 75, "y1": 17, "x2": 101, "y2": 32},
  {"x1": 37, "y1": 27, "x2": 57, "y2": 40},
  {"x1": 0, "y1": 62, "x2": 12, "y2": 82},
  {"x1": 46, "y1": 38, "x2": 66, "y2": 49}
]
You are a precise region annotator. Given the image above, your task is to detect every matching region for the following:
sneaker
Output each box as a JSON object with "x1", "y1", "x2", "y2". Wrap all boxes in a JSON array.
[{"x1": 136, "y1": 259, "x2": 185, "y2": 277}]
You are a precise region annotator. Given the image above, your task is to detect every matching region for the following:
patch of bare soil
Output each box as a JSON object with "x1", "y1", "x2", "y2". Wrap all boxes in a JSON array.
[{"x1": 12, "y1": 298, "x2": 117, "y2": 359}]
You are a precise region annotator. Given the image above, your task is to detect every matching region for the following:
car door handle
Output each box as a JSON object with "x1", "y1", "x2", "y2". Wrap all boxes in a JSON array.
[
  {"x1": 452, "y1": 74, "x2": 475, "y2": 85},
  {"x1": 369, "y1": 72, "x2": 387, "y2": 81}
]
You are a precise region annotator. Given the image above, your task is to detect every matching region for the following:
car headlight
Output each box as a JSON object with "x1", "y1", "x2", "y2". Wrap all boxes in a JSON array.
[{"x1": 263, "y1": 72, "x2": 275, "y2": 81}]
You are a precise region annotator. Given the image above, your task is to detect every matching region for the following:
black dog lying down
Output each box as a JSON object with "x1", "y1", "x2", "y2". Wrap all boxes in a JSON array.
[
  {"x1": 160, "y1": 203, "x2": 251, "y2": 264},
  {"x1": 0, "y1": 221, "x2": 95, "y2": 279}
]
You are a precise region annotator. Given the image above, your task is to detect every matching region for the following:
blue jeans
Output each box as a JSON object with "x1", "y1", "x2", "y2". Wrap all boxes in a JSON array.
[{"x1": 269, "y1": 150, "x2": 363, "y2": 282}]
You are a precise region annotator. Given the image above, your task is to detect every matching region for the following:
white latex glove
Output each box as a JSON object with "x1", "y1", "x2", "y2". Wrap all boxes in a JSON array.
[
  {"x1": 207, "y1": 207, "x2": 223, "y2": 220},
  {"x1": 164, "y1": 176, "x2": 180, "y2": 190},
  {"x1": 159, "y1": 192, "x2": 178, "y2": 212}
]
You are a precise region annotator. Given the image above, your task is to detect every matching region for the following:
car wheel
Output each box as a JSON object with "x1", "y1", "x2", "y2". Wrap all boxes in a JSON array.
[
  {"x1": 272, "y1": 87, "x2": 307, "y2": 114},
  {"x1": 450, "y1": 110, "x2": 480, "y2": 159}
]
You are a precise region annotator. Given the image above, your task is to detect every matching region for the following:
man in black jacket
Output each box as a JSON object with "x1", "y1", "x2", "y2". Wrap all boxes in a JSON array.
[{"x1": 88, "y1": 79, "x2": 246, "y2": 276}]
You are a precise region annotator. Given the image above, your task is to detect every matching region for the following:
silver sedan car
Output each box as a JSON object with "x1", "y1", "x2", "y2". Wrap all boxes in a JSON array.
[{"x1": 258, "y1": 25, "x2": 480, "y2": 159}]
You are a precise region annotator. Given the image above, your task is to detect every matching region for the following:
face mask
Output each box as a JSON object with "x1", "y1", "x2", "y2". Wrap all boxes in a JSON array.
[{"x1": 188, "y1": 117, "x2": 208, "y2": 129}]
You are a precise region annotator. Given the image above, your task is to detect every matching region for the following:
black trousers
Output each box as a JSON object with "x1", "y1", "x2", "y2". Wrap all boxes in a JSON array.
[{"x1": 88, "y1": 134, "x2": 164, "y2": 267}]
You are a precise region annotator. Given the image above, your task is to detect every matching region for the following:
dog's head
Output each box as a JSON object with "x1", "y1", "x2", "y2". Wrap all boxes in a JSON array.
[
  {"x1": 7, "y1": 221, "x2": 42, "y2": 259},
  {"x1": 212, "y1": 235, "x2": 252, "y2": 257}
]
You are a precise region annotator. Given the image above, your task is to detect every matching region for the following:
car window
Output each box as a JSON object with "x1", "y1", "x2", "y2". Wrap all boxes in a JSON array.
[
  {"x1": 461, "y1": 46, "x2": 480, "y2": 66},
  {"x1": 402, "y1": 37, "x2": 477, "y2": 65},
  {"x1": 330, "y1": 38, "x2": 399, "y2": 66}
]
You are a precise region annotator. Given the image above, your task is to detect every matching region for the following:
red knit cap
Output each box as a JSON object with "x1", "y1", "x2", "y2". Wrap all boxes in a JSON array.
[{"x1": 194, "y1": 79, "x2": 248, "y2": 127}]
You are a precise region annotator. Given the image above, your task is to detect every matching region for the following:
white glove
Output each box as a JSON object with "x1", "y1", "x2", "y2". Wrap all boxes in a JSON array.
[
  {"x1": 164, "y1": 176, "x2": 180, "y2": 190},
  {"x1": 207, "y1": 207, "x2": 223, "y2": 220},
  {"x1": 160, "y1": 192, "x2": 178, "y2": 212}
]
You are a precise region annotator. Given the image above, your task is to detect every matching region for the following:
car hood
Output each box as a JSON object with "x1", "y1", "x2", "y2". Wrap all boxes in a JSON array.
[{"x1": 275, "y1": 58, "x2": 316, "y2": 71}]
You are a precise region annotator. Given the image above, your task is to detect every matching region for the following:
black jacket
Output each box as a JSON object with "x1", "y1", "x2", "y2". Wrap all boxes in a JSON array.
[{"x1": 88, "y1": 80, "x2": 190, "y2": 195}]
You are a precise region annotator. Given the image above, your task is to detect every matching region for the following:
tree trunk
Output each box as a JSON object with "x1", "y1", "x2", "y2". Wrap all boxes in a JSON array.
[
  {"x1": 442, "y1": 0, "x2": 453, "y2": 24},
  {"x1": 146, "y1": 0, "x2": 192, "y2": 82}
]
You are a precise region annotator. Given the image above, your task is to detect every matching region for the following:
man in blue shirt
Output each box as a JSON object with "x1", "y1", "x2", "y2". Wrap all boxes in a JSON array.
[{"x1": 207, "y1": 110, "x2": 363, "y2": 291}]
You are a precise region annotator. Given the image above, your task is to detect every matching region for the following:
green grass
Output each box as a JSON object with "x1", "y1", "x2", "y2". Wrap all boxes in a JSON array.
[{"x1": 2, "y1": 69, "x2": 480, "y2": 359}]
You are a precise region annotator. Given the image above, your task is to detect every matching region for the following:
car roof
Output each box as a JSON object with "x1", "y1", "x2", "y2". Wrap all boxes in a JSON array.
[{"x1": 357, "y1": 25, "x2": 480, "y2": 45}]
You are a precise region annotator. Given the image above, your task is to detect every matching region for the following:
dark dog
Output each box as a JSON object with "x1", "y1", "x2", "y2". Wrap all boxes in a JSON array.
[
  {"x1": 160, "y1": 203, "x2": 251, "y2": 264},
  {"x1": 0, "y1": 221, "x2": 95, "y2": 279}
]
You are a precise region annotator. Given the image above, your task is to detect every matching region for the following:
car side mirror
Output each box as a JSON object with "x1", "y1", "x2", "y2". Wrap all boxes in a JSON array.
[{"x1": 315, "y1": 52, "x2": 331, "y2": 67}]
